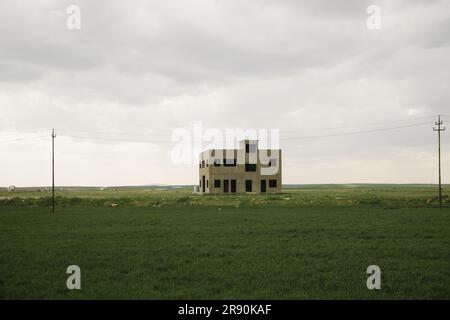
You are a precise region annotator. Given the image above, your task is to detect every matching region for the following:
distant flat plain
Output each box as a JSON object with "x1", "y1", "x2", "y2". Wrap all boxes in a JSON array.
[{"x1": 0, "y1": 185, "x2": 449, "y2": 299}]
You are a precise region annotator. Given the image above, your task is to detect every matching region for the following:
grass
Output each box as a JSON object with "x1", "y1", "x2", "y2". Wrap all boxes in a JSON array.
[{"x1": 0, "y1": 186, "x2": 449, "y2": 299}]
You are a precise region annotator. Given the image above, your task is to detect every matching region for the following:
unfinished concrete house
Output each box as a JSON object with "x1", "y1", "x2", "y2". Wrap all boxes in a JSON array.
[{"x1": 198, "y1": 139, "x2": 282, "y2": 194}]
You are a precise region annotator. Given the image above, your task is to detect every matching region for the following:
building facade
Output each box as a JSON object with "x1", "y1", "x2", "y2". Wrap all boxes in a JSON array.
[{"x1": 198, "y1": 140, "x2": 282, "y2": 194}]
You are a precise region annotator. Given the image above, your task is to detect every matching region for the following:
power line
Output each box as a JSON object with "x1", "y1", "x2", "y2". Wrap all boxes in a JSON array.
[
  {"x1": 0, "y1": 135, "x2": 48, "y2": 144},
  {"x1": 0, "y1": 117, "x2": 434, "y2": 145},
  {"x1": 0, "y1": 130, "x2": 46, "y2": 138},
  {"x1": 280, "y1": 115, "x2": 435, "y2": 134},
  {"x1": 60, "y1": 129, "x2": 163, "y2": 137},
  {"x1": 57, "y1": 116, "x2": 435, "y2": 137},
  {"x1": 56, "y1": 121, "x2": 431, "y2": 144},
  {"x1": 281, "y1": 121, "x2": 430, "y2": 141},
  {"x1": 0, "y1": 137, "x2": 31, "y2": 143},
  {"x1": 59, "y1": 134, "x2": 174, "y2": 144}
]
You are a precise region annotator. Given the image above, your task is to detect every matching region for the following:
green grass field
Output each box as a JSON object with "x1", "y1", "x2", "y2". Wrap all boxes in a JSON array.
[{"x1": 0, "y1": 186, "x2": 449, "y2": 299}]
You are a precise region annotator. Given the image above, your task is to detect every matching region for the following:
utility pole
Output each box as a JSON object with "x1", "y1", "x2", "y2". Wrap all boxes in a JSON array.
[
  {"x1": 51, "y1": 129, "x2": 56, "y2": 212},
  {"x1": 433, "y1": 116, "x2": 445, "y2": 208}
]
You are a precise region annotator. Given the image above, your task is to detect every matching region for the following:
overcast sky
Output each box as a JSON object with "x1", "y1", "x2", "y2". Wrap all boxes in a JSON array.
[{"x1": 1, "y1": 0, "x2": 449, "y2": 186}]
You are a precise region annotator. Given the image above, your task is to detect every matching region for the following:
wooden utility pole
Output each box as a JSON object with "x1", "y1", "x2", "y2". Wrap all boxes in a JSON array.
[
  {"x1": 433, "y1": 116, "x2": 445, "y2": 208},
  {"x1": 51, "y1": 129, "x2": 56, "y2": 212}
]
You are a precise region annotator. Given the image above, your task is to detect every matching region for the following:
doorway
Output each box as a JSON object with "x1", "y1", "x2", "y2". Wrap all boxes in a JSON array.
[
  {"x1": 231, "y1": 179, "x2": 236, "y2": 193},
  {"x1": 245, "y1": 180, "x2": 252, "y2": 192},
  {"x1": 261, "y1": 180, "x2": 266, "y2": 193}
]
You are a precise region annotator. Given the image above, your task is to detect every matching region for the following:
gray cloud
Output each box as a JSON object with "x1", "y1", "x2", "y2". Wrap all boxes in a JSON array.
[{"x1": 0, "y1": 0, "x2": 449, "y2": 185}]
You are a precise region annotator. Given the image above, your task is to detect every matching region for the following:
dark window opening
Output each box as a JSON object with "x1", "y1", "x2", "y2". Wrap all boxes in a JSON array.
[
  {"x1": 224, "y1": 180, "x2": 229, "y2": 193},
  {"x1": 224, "y1": 158, "x2": 236, "y2": 166},
  {"x1": 245, "y1": 163, "x2": 257, "y2": 172},
  {"x1": 245, "y1": 180, "x2": 252, "y2": 192},
  {"x1": 206, "y1": 180, "x2": 209, "y2": 188},
  {"x1": 214, "y1": 159, "x2": 221, "y2": 167},
  {"x1": 269, "y1": 179, "x2": 277, "y2": 188},
  {"x1": 214, "y1": 180, "x2": 221, "y2": 188}
]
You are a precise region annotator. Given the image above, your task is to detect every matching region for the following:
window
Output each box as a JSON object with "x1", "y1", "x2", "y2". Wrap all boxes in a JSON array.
[
  {"x1": 214, "y1": 180, "x2": 221, "y2": 188},
  {"x1": 213, "y1": 159, "x2": 221, "y2": 167},
  {"x1": 245, "y1": 163, "x2": 257, "y2": 172},
  {"x1": 224, "y1": 180, "x2": 229, "y2": 193},
  {"x1": 245, "y1": 180, "x2": 252, "y2": 192},
  {"x1": 206, "y1": 180, "x2": 209, "y2": 188},
  {"x1": 269, "y1": 179, "x2": 277, "y2": 188},
  {"x1": 201, "y1": 160, "x2": 205, "y2": 168},
  {"x1": 224, "y1": 158, "x2": 236, "y2": 166}
]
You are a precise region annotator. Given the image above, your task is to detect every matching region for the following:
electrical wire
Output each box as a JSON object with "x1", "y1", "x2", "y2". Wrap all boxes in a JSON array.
[
  {"x1": 57, "y1": 115, "x2": 436, "y2": 137},
  {"x1": 59, "y1": 134, "x2": 173, "y2": 144},
  {"x1": 279, "y1": 115, "x2": 435, "y2": 133},
  {"x1": 0, "y1": 116, "x2": 440, "y2": 144},
  {"x1": 281, "y1": 122, "x2": 431, "y2": 140},
  {"x1": 0, "y1": 135, "x2": 49, "y2": 144},
  {"x1": 56, "y1": 122, "x2": 431, "y2": 144}
]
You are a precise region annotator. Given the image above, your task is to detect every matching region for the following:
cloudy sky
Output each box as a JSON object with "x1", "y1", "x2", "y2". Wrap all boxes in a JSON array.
[{"x1": 1, "y1": 0, "x2": 449, "y2": 186}]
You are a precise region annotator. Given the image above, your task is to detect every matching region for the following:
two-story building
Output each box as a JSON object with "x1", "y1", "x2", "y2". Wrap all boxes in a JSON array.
[{"x1": 198, "y1": 139, "x2": 282, "y2": 194}]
